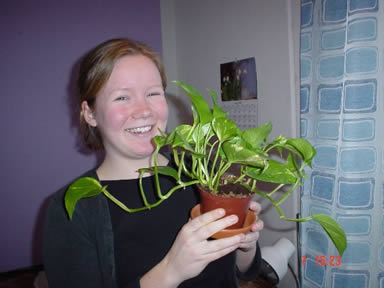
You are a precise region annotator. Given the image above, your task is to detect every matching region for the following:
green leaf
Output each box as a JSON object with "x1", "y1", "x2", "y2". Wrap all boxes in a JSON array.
[
  {"x1": 167, "y1": 125, "x2": 194, "y2": 146},
  {"x1": 312, "y1": 214, "x2": 347, "y2": 256},
  {"x1": 191, "y1": 123, "x2": 212, "y2": 144},
  {"x1": 286, "y1": 138, "x2": 316, "y2": 165},
  {"x1": 217, "y1": 144, "x2": 228, "y2": 162},
  {"x1": 138, "y1": 166, "x2": 179, "y2": 181},
  {"x1": 190, "y1": 105, "x2": 200, "y2": 127},
  {"x1": 222, "y1": 140, "x2": 266, "y2": 168},
  {"x1": 246, "y1": 159, "x2": 297, "y2": 184},
  {"x1": 170, "y1": 130, "x2": 205, "y2": 158},
  {"x1": 286, "y1": 153, "x2": 299, "y2": 172},
  {"x1": 212, "y1": 118, "x2": 238, "y2": 142},
  {"x1": 153, "y1": 135, "x2": 166, "y2": 147},
  {"x1": 174, "y1": 130, "x2": 196, "y2": 152},
  {"x1": 65, "y1": 177, "x2": 103, "y2": 220},
  {"x1": 173, "y1": 81, "x2": 213, "y2": 124},
  {"x1": 242, "y1": 122, "x2": 272, "y2": 149},
  {"x1": 207, "y1": 88, "x2": 227, "y2": 119}
]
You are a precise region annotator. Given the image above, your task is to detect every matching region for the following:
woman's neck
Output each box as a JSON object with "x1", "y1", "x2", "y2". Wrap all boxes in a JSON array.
[{"x1": 96, "y1": 153, "x2": 168, "y2": 180}]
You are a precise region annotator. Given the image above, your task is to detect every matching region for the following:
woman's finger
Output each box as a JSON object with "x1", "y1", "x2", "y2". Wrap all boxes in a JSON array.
[
  {"x1": 187, "y1": 208, "x2": 225, "y2": 232},
  {"x1": 188, "y1": 209, "x2": 246, "y2": 240},
  {"x1": 251, "y1": 218, "x2": 264, "y2": 232},
  {"x1": 249, "y1": 200, "x2": 262, "y2": 215}
]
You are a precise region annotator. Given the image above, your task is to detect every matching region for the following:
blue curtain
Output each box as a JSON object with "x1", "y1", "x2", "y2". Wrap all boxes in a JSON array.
[{"x1": 299, "y1": 0, "x2": 383, "y2": 287}]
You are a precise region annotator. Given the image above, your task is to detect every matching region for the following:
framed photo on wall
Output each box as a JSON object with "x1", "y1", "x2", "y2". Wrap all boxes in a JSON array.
[
  {"x1": 220, "y1": 57, "x2": 257, "y2": 102},
  {"x1": 219, "y1": 57, "x2": 258, "y2": 130}
]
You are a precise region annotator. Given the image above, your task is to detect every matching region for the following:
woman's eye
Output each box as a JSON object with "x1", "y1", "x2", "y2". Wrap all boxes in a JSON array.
[
  {"x1": 148, "y1": 92, "x2": 161, "y2": 97},
  {"x1": 114, "y1": 96, "x2": 128, "y2": 101}
]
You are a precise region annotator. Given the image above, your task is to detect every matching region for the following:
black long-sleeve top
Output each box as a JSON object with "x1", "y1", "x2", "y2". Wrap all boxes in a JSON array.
[{"x1": 43, "y1": 168, "x2": 261, "y2": 288}]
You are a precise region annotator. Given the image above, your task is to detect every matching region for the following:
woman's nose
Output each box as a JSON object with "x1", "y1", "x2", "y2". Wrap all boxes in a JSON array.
[{"x1": 132, "y1": 98, "x2": 152, "y2": 119}]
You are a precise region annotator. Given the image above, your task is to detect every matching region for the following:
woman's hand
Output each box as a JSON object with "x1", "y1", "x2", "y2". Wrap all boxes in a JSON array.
[
  {"x1": 236, "y1": 200, "x2": 264, "y2": 272},
  {"x1": 239, "y1": 201, "x2": 264, "y2": 252},
  {"x1": 140, "y1": 203, "x2": 263, "y2": 288},
  {"x1": 161, "y1": 208, "x2": 245, "y2": 287}
]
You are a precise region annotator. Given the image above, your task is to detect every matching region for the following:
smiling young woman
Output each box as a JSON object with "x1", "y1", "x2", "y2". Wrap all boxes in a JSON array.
[
  {"x1": 43, "y1": 38, "x2": 263, "y2": 288},
  {"x1": 81, "y1": 54, "x2": 169, "y2": 180}
]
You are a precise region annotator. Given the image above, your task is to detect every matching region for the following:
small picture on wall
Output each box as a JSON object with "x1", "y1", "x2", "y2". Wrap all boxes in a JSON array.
[{"x1": 220, "y1": 57, "x2": 257, "y2": 102}]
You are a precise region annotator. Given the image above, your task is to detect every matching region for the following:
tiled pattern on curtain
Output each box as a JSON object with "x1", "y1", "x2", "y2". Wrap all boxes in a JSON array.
[{"x1": 299, "y1": 0, "x2": 383, "y2": 287}]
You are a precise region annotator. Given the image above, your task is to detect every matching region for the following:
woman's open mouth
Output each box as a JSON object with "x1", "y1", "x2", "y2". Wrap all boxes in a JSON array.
[{"x1": 125, "y1": 125, "x2": 153, "y2": 135}]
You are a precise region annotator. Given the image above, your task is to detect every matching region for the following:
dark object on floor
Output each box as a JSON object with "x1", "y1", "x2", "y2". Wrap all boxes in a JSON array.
[
  {"x1": 239, "y1": 276, "x2": 277, "y2": 288},
  {"x1": 0, "y1": 265, "x2": 43, "y2": 288}
]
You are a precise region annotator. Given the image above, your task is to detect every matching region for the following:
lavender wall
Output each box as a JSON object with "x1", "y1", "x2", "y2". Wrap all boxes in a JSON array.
[{"x1": 0, "y1": 0, "x2": 162, "y2": 272}]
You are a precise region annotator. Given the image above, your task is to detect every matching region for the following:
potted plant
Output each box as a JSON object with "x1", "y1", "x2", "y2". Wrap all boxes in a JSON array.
[{"x1": 65, "y1": 81, "x2": 347, "y2": 256}]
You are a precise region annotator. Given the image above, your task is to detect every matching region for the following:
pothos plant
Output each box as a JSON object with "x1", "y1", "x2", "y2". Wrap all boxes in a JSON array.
[{"x1": 65, "y1": 81, "x2": 347, "y2": 256}]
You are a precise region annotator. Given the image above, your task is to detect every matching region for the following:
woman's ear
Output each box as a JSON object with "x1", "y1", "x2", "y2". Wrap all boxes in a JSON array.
[{"x1": 81, "y1": 101, "x2": 97, "y2": 127}]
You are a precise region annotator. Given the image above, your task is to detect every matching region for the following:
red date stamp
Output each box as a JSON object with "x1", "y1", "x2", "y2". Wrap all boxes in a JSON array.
[{"x1": 301, "y1": 255, "x2": 341, "y2": 266}]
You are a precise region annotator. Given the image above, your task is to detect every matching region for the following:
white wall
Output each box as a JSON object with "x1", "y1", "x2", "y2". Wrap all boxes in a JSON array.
[{"x1": 161, "y1": 0, "x2": 301, "y2": 286}]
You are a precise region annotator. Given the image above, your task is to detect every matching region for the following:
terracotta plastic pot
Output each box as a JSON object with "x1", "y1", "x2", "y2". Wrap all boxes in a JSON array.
[{"x1": 197, "y1": 184, "x2": 252, "y2": 229}]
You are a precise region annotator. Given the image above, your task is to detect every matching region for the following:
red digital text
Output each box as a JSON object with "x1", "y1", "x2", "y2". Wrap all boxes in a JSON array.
[{"x1": 301, "y1": 255, "x2": 342, "y2": 267}]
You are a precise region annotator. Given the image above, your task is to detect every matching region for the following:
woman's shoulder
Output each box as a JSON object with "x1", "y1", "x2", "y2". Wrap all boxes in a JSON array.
[
  {"x1": 53, "y1": 169, "x2": 98, "y2": 196},
  {"x1": 45, "y1": 168, "x2": 106, "y2": 223}
]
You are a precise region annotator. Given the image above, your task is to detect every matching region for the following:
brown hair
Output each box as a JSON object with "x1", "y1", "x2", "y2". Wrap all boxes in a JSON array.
[{"x1": 78, "y1": 38, "x2": 167, "y2": 150}]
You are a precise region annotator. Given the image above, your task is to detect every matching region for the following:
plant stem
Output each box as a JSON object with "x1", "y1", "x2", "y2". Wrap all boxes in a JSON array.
[
  {"x1": 152, "y1": 146, "x2": 165, "y2": 199},
  {"x1": 251, "y1": 179, "x2": 257, "y2": 192},
  {"x1": 182, "y1": 159, "x2": 193, "y2": 178},
  {"x1": 138, "y1": 172, "x2": 150, "y2": 208},
  {"x1": 172, "y1": 148, "x2": 180, "y2": 166},
  {"x1": 213, "y1": 162, "x2": 231, "y2": 192},
  {"x1": 209, "y1": 141, "x2": 221, "y2": 188},
  {"x1": 275, "y1": 180, "x2": 299, "y2": 205},
  {"x1": 240, "y1": 182, "x2": 313, "y2": 223},
  {"x1": 202, "y1": 128, "x2": 214, "y2": 187},
  {"x1": 211, "y1": 160, "x2": 225, "y2": 192},
  {"x1": 178, "y1": 152, "x2": 185, "y2": 180},
  {"x1": 233, "y1": 174, "x2": 246, "y2": 184},
  {"x1": 163, "y1": 180, "x2": 200, "y2": 199},
  {"x1": 267, "y1": 183, "x2": 285, "y2": 197},
  {"x1": 102, "y1": 187, "x2": 148, "y2": 212},
  {"x1": 280, "y1": 215, "x2": 313, "y2": 222},
  {"x1": 104, "y1": 180, "x2": 200, "y2": 212},
  {"x1": 264, "y1": 143, "x2": 278, "y2": 154},
  {"x1": 207, "y1": 139, "x2": 218, "y2": 165},
  {"x1": 200, "y1": 160, "x2": 210, "y2": 185}
]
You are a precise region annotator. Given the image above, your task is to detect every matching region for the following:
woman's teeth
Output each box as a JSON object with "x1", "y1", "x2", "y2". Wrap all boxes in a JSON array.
[{"x1": 126, "y1": 125, "x2": 152, "y2": 134}]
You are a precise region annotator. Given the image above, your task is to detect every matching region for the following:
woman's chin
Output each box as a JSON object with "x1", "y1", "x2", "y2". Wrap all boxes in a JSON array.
[{"x1": 128, "y1": 146, "x2": 156, "y2": 159}]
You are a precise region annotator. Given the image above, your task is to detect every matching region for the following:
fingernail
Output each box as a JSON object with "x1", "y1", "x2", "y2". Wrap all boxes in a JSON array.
[
  {"x1": 230, "y1": 215, "x2": 238, "y2": 223},
  {"x1": 217, "y1": 209, "x2": 225, "y2": 216}
]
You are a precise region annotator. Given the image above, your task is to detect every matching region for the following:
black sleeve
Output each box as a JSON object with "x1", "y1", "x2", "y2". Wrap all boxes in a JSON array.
[
  {"x1": 236, "y1": 241, "x2": 262, "y2": 281},
  {"x1": 43, "y1": 192, "x2": 107, "y2": 288},
  {"x1": 122, "y1": 279, "x2": 141, "y2": 288}
]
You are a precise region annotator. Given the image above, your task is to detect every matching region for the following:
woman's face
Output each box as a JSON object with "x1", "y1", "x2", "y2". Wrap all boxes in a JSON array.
[{"x1": 83, "y1": 54, "x2": 168, "y2": 160}]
